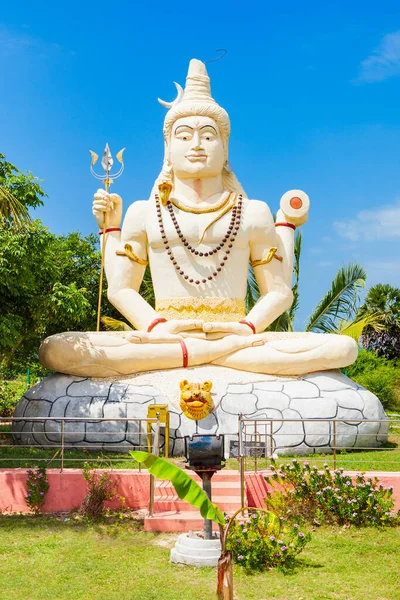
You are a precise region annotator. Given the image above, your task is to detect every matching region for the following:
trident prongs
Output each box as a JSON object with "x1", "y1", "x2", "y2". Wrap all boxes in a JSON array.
[
  {"x1": 89, "y1": 142, "x2": 126, "y2": 332},
  {"x1": 89, "y1": 143, "x2": 125, "y2": 190}
]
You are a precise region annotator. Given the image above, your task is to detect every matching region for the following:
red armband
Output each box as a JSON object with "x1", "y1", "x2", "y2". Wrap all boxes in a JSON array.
[
  {"x1": 239, "y1": 320, "x2": 256, "y2": 334},
  {"x1": 275, "y1": 222, "x2": 296, "y2": 230},
  {"x1": 99, "y1": 227, "x2": 121, "y2": 235},
  {"x1": 147, "y1": 318, "x2": 167, "y2": 333},
  {"x1": 180, "y1": 339, "x2": 189, "y2": 368}
]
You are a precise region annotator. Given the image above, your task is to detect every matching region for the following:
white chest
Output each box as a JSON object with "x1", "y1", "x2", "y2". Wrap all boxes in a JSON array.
[{"x1": 146, "y1": 203, "x2": 249, "y2": 250}]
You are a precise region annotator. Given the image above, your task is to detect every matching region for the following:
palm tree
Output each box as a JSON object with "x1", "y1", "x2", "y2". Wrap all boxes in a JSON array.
[
  {"x1": 305, "y1": 264, "x2": 367, "y2": 333},
  {"x1": 357, "y1": 284, "x2": 400, "y2": 358},
  {"x1": 0, "y1": 186, "x2": 31, "y2": 227}
]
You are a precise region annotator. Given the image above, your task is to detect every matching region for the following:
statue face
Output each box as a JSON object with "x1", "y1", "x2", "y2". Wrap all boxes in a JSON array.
[{"x1": 169, "y1": 115, "x2": 225, "y2": 179}]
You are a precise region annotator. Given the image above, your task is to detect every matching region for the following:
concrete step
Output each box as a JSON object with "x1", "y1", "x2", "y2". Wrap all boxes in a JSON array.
[
  {"x1": 144, "y1": 511, "x2": 221, "y2": 533},
  {"x1": 144, "y1": 470, "x2": 244, "y2": 532},
  {"x1": 154, "y1": 495, "x2": 241, "y2": 513}
]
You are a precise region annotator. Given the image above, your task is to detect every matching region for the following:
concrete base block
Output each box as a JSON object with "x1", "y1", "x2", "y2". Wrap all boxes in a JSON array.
[{"x1": 170, "y1": 532, "x2": 221, "y2": 567}]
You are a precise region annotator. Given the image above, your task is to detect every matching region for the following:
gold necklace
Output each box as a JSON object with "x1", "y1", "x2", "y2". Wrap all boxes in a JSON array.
[{"x1": 169, "y1": 191, "x2": 232, "y2": 214}]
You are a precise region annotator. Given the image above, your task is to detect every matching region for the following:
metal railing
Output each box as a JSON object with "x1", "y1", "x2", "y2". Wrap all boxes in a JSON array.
[
  {"x1": 237, "y1": 415, "x2": 399, "y2": 474},
  {"x1": 237, "y1": 415, "x2": 400, "y2": 513},
  {"x1": 0, "y1": 415, "x2": 162, "y2": 516}
]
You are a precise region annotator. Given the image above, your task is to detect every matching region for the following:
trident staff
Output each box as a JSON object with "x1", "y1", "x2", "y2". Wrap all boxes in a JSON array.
[{"x1": 89, "y1": 143, "x2": 125, "y2": 331}]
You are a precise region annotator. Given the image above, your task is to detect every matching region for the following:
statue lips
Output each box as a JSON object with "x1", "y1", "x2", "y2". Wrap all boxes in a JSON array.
[{"x1": 185, "y1": 153, "x2": 207, "y2": 162}]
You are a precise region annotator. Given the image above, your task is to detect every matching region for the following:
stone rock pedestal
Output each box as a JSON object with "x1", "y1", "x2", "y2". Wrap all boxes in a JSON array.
[
  {"x1": 12, "y1": 366, "x2": 388, "y2": 456},
  {"x1": 170, "y1": 532, "x2": 221, "y2": 567}
]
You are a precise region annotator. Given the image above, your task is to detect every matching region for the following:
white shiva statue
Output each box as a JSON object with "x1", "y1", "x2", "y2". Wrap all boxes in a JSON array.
[{"x1": 39, "y1": 59, "x2": 357, "y2": 377}]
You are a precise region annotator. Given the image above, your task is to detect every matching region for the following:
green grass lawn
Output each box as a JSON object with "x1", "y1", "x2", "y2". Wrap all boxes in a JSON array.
[{"x1": 0, "y1": 515, "x2": 399, "y2": 600}]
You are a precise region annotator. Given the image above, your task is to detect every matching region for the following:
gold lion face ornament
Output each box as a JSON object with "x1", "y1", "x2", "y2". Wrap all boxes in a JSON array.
[{"x1": 179, "y1": 379, "x2": 214, "y2": 420}]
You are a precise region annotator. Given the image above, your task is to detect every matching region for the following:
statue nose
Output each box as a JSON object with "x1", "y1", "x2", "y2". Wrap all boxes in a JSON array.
[{"x1": 191, "y1": 132, "x2": 203, "y2": 150}]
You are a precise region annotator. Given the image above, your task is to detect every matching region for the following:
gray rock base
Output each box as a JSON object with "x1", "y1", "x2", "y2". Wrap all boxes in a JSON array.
[
  {"x1": 12, "y1": 366, "x2": 388, "y2": 456},
  {"x1": 170, "y1": 533, "x2": 221, "y2": 567}
]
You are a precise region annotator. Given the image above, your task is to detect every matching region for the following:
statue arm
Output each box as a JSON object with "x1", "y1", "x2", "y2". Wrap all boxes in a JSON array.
[
  {"x1": 247, "y1": 201, "x2": 293, "y2": 332},
  {"x1": 105, "y1": 201, "x2": 158, "y2": 330}
]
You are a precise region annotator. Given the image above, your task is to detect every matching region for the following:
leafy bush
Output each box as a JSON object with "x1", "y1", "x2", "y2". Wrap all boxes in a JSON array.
[
  {"x1": 343, "y1": 349, "x2": 400, "y2": 410},
  {"x1": 0, "y1": 379, "x2": 25, "y2": 417},
  {"x1": 81, "y1": 463, "x2": 122, "y2": 520},
  {"x1": 354, "y1": 370, "x2": 399, "y2": 411},
  {"x1": 265, "y1": 459, "x2": 398, "y2": 527},
  {"x1": 26, "y1": 466, "x2": 50, "y2": 513},
  {"x1": 226, "y1": 510, "x2": 311, "y2": 572}
]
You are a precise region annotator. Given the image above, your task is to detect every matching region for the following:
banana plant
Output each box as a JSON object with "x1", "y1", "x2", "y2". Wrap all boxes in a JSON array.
[{"x1": 131, "y1": 451, "x2": 278, "y2": 600}]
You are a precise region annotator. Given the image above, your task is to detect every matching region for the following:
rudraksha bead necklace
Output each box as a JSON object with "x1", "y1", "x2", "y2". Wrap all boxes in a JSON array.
[{"x1": 155, "y1": 193, "x2": 243, "y2": 286}]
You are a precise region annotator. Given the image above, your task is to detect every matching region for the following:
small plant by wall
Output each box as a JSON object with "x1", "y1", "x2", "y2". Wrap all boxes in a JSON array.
[
  {"x1": 81, "y1": 463, "x2": 121, "y2": 520},
  {"x1": 226, "y1": 511, "x2": 310, "y2": 572},
  {"x1": 265, "y1": 459, "x2": 399, "y2": 527},
  {"x1": 25, "y1": 466, "x2": 49, "y2": 513}
]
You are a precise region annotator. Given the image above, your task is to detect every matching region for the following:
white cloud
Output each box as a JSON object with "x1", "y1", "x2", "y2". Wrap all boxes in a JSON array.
[
  {"x1": 334, "y1": 201, "x2": 400, "y2": 241},
  {"x1": 358, "y1": 30, "x2": 400, "y2": 83},
  {"x1": 365, "y1": 259, "x2": 400, "y2": 287},
  {"x1": 0, "y1": 25, "x2": 69, "y2": 58}
]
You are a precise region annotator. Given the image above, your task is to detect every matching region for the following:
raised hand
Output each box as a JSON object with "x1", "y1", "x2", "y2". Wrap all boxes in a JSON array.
[{"x1": 92, "y1": 189, "x2": 123, "y2": 229}]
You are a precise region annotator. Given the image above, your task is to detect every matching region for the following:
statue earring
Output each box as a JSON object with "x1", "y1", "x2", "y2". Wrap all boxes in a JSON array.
[
  {"x1": 158, "y1": 181, "x2": 172, "y2": 206},
  {"x1": 224, "y1": 160, "x2": 232, "y2": 173},
  {"x1": 158, "y1": 159, "x2": 173, "y2": 205}
]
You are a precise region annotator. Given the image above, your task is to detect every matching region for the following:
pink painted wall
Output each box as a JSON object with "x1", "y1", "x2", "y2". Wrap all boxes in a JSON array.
[
  {"x1": 0, "y1": 469, "x2": 150, "y2": 514},
  {"x1": 1, "y1": 468, "x2": 399, "y2": 514}
]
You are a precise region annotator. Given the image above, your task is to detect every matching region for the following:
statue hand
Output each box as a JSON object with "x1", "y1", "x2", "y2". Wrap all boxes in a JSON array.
[
  {"x1": 92, "y1": 189, "x2": 123, "y2": 229},
  {"x1": 202, "y1": 322, "x2": 253, "y2": 336},
  {"x1": 126, "y1": 320, "x2": 204, "y2": 344},
  {"x1": 156, "y1": 319, "x2": 204, "y2": 336}
]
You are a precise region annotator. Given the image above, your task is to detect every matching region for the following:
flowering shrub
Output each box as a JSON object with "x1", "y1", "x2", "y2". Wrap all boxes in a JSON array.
[
  {"x1": 265, "y1": 459, "x2": 399, "y2": 527},
  {"x1": 25, "y1": 466, "x2": 50, "y2": 513},
  {"x1": 226, "y1": 510, "x2": 311, "y2": 572},
  {"x1": 81, "y1": 463, "x2": 121, "y2": 520}
]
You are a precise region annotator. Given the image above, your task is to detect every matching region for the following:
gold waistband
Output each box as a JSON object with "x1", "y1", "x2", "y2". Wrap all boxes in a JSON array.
[{"x1": 155, "y1": 297, "x2": 246, "y2": 322}]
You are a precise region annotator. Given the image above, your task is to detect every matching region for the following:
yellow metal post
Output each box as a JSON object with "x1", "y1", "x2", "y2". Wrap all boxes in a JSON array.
[{"x1": 147, "y1": 405, "x2": 169, "y2": 457}]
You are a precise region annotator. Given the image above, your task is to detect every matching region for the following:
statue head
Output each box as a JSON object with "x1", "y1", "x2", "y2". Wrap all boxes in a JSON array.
[{"x1": 152, "y1": 59, "x2": 246, "y2": 198}]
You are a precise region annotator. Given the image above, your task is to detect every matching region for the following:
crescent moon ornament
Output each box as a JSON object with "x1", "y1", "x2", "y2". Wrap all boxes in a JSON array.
[
  {"x1": 158, "y1": 81, "x2": 184, "y2": 109},
  {"x1": 89, "y1": 150, "x2": 98, "y2": 166},
  {"x1": 116, "y1": 148, "x2": 126, "y2": 164}
]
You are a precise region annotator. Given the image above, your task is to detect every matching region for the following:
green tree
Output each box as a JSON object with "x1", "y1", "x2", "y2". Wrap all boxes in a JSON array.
[
  {"x1": 358, "y1": 284, "x2": 400, "y2": 359},
  {"x1": 0, "y1": 153, "x2": 46, "y2": 226},
  {"x1": 0, "y1": 222, "x2": 121, "y2": 370}
]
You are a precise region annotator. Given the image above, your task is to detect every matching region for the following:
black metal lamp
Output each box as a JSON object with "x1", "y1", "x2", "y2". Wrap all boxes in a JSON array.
[
  {"x1": 184, "y1": 434, "x2": 225, "y2": 470},
  {"x1": 184, "y1": 434, "x2": 225, "y2": 539}
]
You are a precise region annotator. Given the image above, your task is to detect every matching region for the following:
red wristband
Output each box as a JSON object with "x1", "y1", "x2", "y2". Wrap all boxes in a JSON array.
[
  {"x1": 180, "y1": 339, "x2": 189, "y2": 368},
  {"x1": 240, "y1": 320, "x2": 256, "y2": 334},
  {"x1": 147, "y1": 318, "x2": 167, "y2": 333},
  {"x1": 99, "y1": 227, "x2": 121, "y2": 235},
  {"x1": 275, "y1": 222, "x2": 296, "y2": 230}
]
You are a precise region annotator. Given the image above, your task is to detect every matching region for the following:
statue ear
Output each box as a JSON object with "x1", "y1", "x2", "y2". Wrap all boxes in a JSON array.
[
  {"x1": 180, "y1": 379, "x2": 189, "y2": 390},
  {"x1": 202, "y1": 380, "x2": 212, "y2": 392}
]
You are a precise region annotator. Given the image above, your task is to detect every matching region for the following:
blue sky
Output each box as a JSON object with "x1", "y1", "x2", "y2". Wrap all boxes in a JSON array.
[{"x1": 1, "y1": 1, "x2": 400, "y2": 327}]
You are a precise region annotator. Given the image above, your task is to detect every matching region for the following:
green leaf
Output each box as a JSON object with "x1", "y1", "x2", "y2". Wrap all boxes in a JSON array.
[
  {"x1": 130, "y1": 451, "x2": 225, "y2": 526},
  {"x1": 102, "y1": 316, "x2": 133, "y2": 331},
  {"x1": 305, "y1": 263, "x2": 367, "y2": 333},
  {"x1": 336, "y1": 313, "x2": 384, "y2": 341}
]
